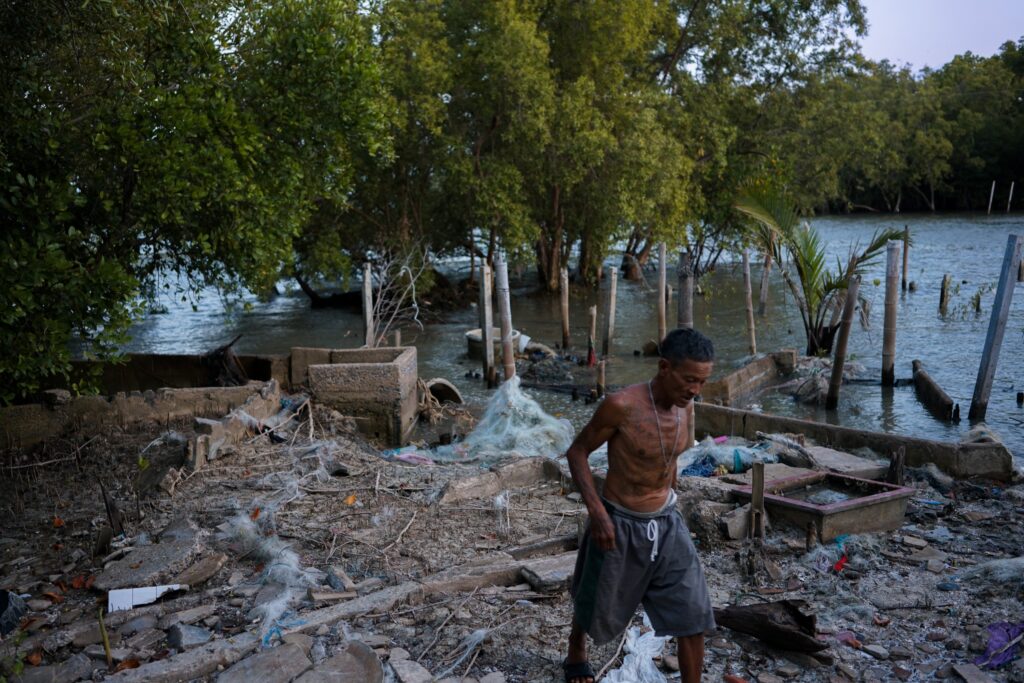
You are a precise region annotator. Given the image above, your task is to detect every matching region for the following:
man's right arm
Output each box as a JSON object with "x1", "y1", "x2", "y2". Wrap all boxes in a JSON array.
[{"x1": 565, "y1": 396, "x2": 624, "y2": 551}]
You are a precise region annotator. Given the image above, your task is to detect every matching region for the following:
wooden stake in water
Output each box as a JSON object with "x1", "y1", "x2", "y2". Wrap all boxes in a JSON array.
[
  {"x1": 742, "y1": 249, "x2": 756, "y2": 355},
  {"x1": 677, "y1": 251, "x2": 693, "y2": 329},
  {"x1": 882, "y1": 241, "x2": 900, "y2": 387},
  {"x1": 480, "y1": 263, "x2": 495, "y2": 382},
  {"x1": 826, "y1": 275, "x2": 861, "y2": 410},
  {"x1": 596, "y1": 360, "x2": 606, "y2": 398},
  {"x1": 1008, "y1": 181, "x2": 1015, "y2": 213},
  {"x1": 362, "y1": 262, "x2": 375, "y2": 348},
  {"x1": 602, "y1": 266, "x2": 618, "y2": 357},
  {"x1": 758, "y1": 247, "x2": 772, "y2": 316},
  {"x1": 749, "y1": 461, "x2": 766, "y2": 539},
  {"x1": 988, "y1": 180, "x2": 996, "y2": 215},
  {"x1": 657, "y1": 243, "x2": 667, "y2": 342},
  {"x1": 560, "y1": 267, "x2": 571, "y2": 350},
  {"x1": 901, "y1": 225, "x2": 910, "y2": 292},
  {"x1": 494, "y1": 257, "x2": 516, "y2": 382},
  {"x1": 939, "y1": 273, "x2": 952, "y2": 312},
  {"x1": 968, "y1": 233, "x2": 1023, "y2": 421}
]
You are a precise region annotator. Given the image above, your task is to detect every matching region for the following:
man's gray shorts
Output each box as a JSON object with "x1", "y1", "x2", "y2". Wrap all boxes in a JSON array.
[{"x1": 570, "y1": 496, "x2": 715, "y2": 645}]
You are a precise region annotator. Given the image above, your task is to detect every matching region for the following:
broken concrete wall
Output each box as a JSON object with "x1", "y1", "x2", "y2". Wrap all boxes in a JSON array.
[
  {"x1": 0, "y1": 383, "x2": 275, "y2": 451},
  {"x1": 695, "y1": 403, "x2": 1013, "y2": 481},
  {"x1": 56, "y1": 353, "x2": 291, "y2": 394},
  {"x1": 702, "y1": 350, "x2": 797, "y2": 406},
  {"x1": 307, "y1": 347, "x2": 418, "y2": 447},
  {"x1": 186, "y1": 381, "x2": 282, "y2": 470}
]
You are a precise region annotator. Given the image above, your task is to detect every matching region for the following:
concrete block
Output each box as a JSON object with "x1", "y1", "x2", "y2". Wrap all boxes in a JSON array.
[
  {"x1": 720, "y1": 463, "x2": 815, "y2": 486},
  {"x1": 308, "y1": 347, "x2": 418, "y2": 446},
  {"x1": 291, "y1": 347, "x2": 332, "y2": 388},
  {"x1": 805, "y1": 445, "x2": 888, "y2": 480}
]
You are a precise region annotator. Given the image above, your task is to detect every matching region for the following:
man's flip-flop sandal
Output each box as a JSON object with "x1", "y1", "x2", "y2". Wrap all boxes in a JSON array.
[{"x1": 562, "y1": 659, "x2": 595, "y2": 683}]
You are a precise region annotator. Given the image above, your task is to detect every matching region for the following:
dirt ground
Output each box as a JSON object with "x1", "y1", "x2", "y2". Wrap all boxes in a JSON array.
[{"x1": 2, "y1": 394, "x2": 1023, "y2": 683}]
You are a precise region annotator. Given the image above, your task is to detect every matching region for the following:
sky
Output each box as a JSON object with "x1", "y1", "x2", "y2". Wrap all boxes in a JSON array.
[{"x1": 858, "y1": 0, "x2": 1024, "y2": 70}]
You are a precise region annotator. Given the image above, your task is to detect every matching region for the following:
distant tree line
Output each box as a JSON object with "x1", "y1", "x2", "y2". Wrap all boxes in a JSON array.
[{"x1": 1, "y1": 0, "x2": 1021, "y2": 400}]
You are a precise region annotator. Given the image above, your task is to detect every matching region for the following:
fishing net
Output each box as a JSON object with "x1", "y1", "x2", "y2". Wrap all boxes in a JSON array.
[{"x1": 432, "y1": 376, "x2": 572, "y2": 464}]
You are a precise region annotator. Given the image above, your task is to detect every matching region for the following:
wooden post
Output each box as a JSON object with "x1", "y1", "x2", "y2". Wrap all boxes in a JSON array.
[
  {"x1": 480, "y1": 263, "x2": 495, "y2": 382},
  {"x1": 560, "y1": 267, "x2": 571, "y2": 350},
  {"x1": 677, "y1": 251, "x2": 693, "y2": 329},
  {"x1": 602, "y1": 266, "x2": 618, "y2": 357},
  {"x1": 742, "y1": 249, "x2": 756, "y2": 355},
  {"x1": 1019, "y1": 258, "x2": 1024, "y2": 283},
  {"x1": 749, "y1": 461, "x2": 765, "y2": 539},
  {"x1": 362, "y1": 263, "x2": 375, "y2": 348},
  {"x1": 596, "y1": 360, "x2": 606, "y2": 398},
  {"x1": 657, "y1": 243, "x2": 667, "y2": 342},
  {"x1": 939, "y1": 273, "x2": 952, "y2": 312},
  {"x1": 901, "y1": 226, "x2": 909, "y2": 292},
  {"x1": 494, "y1": 257, "x2": 516, "y2": 382},
  {"x1": 758, "y1": 249, "x2": 772, "y2": 316},
  {"x1": 987, "y1": 180, "x2": 996, "y2": 215},
  {"x1": 968, "y1": 233, "x2": 1023, "y2": 421},
  {"x1": 666, "y1": 285, "x2": 673, "y2": 313},
  {"x1": 1008, "y1": 181, "x2": 1015, "y2": 213},
  {"x1": 826, "y1": 275, "x2": 861, "y2": 410},
  {"x1": 393, "y1": 329, "x2": 401, "y2": 347},
  {"x1": 882, "y1": 240, "x2": 900, "y2": 387}
]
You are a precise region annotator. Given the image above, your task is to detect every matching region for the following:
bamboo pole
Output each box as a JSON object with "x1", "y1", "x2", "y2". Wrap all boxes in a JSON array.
[
  {"x1": 882, "y1": 240, "x2": 900, "y2": 387},
  {"x1": 757, "y1": 249, "x2": 772, "y2": 316},
  {"x1": 480, "y1": 263, "x2": 495, "y2": 382},
  {"x1": 987, "y1": 180, "x2": 996, "y2": 215},
  {"x1": 494, "y1": 257, "x2": 516, "y2": 382},
  {"x1": 826, "y1": 275, "x2": 861, "y2": 410},
  {"x1": 901, "y1": 225, "x2": 910, "y2": 292},
  {"x1": 560, "y1": 268, "x2": 571, "y2": 350},
  {"x1": 939, "y1": 273, "x2": 952, "y2": 312},
  {"x1": 1008, "y1": 181, "x2": 1015, "y2": 213},
  {"x1": 677, "y1": 251, "x2": 693, "y2": 329},
  {"x1": 742, "y1": 250, "x2": 756, "y2": 355},
  {"x1": 657, "y1": 243, "x2": 667, "y2": 342},
  {"x1": 362, "y1": 263, "x2": 375, "y2": 347},
  {"x1": 602, "y1": 266, "x2": 618, "y2": 357},
  {"x1": 968, "y1": 234, "x2": 1023, "y2": 420}
]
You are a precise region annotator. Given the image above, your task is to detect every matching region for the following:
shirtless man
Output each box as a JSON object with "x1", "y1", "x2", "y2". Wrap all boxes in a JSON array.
[{"x1": 562, "y1": 328, "x2": 716, "y2": 683}]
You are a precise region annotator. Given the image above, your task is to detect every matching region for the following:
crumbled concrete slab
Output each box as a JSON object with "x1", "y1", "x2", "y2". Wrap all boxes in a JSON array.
[
  {"x1": 720, "y1": 464, "x2": 814, "y2": 486},
  {"x1": 108, "y1": 632, "x2": 259, "y2": 682},
  {"x1": 805, "y1": 445, "x2": 889, "y2": 480},
  {"x1": 294, "y1": 640, "x2": 384, "y2": 683},
  {"x1": 167, "y1": 623, "x2": 212, "y2": 650},
  {"x1": 720, "y1": 504, "x2": 771, "y2": 540},
  {"x1": 157, "y1": 603, "x2": 217, "y2": 630},
  {"x1": 391, "y1": 657, "x2": 434, "y2": 683},
  {"x1": 519, "y1": 552, "x2": 577, "y2": 592},
  {"x1": 217, "y1": 642, "x2": 312, "y2": 683},
  {"x1": 93, "y1": 539, "x2": 200, "y2": 591},
  {"x1": 438, "y1": 457, "x2": 563, "y2": 504}
]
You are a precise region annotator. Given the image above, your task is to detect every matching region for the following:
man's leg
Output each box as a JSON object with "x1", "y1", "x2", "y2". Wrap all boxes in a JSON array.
[
  {"x1": 676, "y1": 633, "x2": 705, "y2": 683},
  {"x1": 565, "y1": 618, "x2": 593, "y2": 683}
]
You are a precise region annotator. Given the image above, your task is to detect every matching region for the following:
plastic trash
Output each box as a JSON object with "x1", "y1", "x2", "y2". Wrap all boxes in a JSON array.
[
  {"x1": 604, "y1": 612, "x2": 668, "y2": 683},
  {"x1": 0, "y1": 590, "x2": 27, "y2": 636},
  {"x1": 677, "y1": 437, "x2": 778, "y2": 477},
  {"x1": 974, "y1": 622, "x2": 1024, "y2": 669}
]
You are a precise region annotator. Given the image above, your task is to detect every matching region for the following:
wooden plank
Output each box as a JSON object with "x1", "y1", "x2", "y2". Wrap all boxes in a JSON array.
[{"x1": 969, "y1": 233, "x2": 1023, "y2": 420}]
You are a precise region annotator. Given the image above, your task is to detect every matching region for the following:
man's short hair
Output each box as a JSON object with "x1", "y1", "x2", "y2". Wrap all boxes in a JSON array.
[{"x1": 659, "y1": 328, "x2": 714, "y2": 365}]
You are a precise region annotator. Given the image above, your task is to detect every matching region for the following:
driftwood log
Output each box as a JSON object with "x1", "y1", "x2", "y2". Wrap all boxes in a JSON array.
[
  {"x1": 713, "y1": 600, "x2": 827, "y2": 653},
  {"x1": 202, "y1": 335, "x2": 248, "y2": 387}
]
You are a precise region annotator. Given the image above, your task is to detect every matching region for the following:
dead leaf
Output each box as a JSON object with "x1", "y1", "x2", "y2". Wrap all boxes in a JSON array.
[
  {"x1": 114, "y1": 659, "x2": 141, "y2": 672},
  {"x1": 25, "y1": 649, "x2": 43, "y2": 666},
  {"x1": 873, "y1": 614, "x2": 891, "y2": 627},
  {"x1": 52, "y1": 516, "x2": 65, "y2": 528},
  {"x1": 84, "y1": 574, "x2": 96, "y2": 589},
  {"x1": 129, "y1": 562, "x2": 142, "y2": 569},
  {"x1": 54, "y1": 580, "x2": 68, "y2": 593},
  {"x1": 250, "y1": 507, "x2": 261, "y2": 521},
  {"x1": 42, "y1": 592, "x2": 64, "y2": 604},
  {"x1": 344, "y1": 494, "x2": 357, "y2": 506},
  {"x1": 71, "y1": 575, "x2": 86, "y2": 590}
]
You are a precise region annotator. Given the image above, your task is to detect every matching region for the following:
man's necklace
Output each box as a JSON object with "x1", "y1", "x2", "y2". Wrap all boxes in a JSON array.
[{"x1": 647, "y1": 380, "x2": 680, "y2": 476}]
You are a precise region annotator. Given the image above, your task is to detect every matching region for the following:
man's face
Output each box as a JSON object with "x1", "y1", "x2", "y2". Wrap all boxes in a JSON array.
[{"x1": 658, "y1": 357, "x2": 713, "y2": 407}]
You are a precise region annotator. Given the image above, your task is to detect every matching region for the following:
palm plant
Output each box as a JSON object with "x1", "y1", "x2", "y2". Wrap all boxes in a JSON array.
[{"x1": 735, "y1": 183, "x2": 904, "y2": 356}]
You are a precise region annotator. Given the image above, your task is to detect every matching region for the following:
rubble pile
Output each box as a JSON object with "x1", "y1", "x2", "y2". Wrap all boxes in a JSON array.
[{"x1": 1, "y1": 396, "x2": 1023, "y2": 682}]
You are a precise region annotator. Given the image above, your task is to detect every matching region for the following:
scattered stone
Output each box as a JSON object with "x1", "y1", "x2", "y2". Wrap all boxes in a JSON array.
[
  {"x1": 217, "y1": 642, "x2": 312, "y2": 683},
  {"x1": 519, "y1": 552, "x2": 576, "y2": 592},
  {"x1": 27, "y1": 599, "x2": 51, "y2": 612},
  {"x1": 662, "y1": 653, "x2": 679, "y2": 671},
  {"x1": 566, "y1": 492, "x2": 582, "y2": 503},
  {"x1": 892, "y1": 665, "x2": 912, "y2": 681},
  {"x1": 389, "y1": 647, "x2": 411, "y2": 661},
  {"x1": 94, "y1": 525, "x2": 200, "y2": 592},
  {"x1": 283, "y1": 633, "x2": 315, "y2": 656},
  {"x1": 863, "y1": 644, "x2": 889, "y2": 660},
  {"x1": 118, "y1": 614, "x2": 159, "y2": 637},
  {"x1": 927, "y1": 630, "x2": 948, "y2": 642},
  {"x1": 952, "y1": 663, "x2": 996, "y2": 683},
  {"x1": 888, "y1": 645, "x2": 913, "y2": 660},
  {"x1": 390, "y1": 657, "x2": 433, "y2": 683},
  {"x1": 58, "y1": 608, "x2": 83, "y2": 626},
  {"x1": 758, "y1": 674, "x2": 785, "y2": 683},
  {"x1": 836, "y1": 663, "x2": 857, "y2": 680},
  {"x1": 158, "y1": 604, "x2": 217, "y2": 630},
  {"x1": 294, "y1": 640, "x2": 383, "y2": 683},
  {"x1": 84, "y1": 644, "x2": 134, "y2": 662},
  {"x1": 167, "y1": 623, "x2": 212, "y2": 651},
  {"x1": 935, "y1": 663, "x2": 955, "y2": 679},
  {"x1": 916, "y1": 642, "x2": 940, "y2": 654},
  {"x1": 126, "y1": 628, "x2": 166, "y2": 651},
  {"x1": 479, "y1": 673, "x2": 506, "y2": 683},
  {"x1": 172, "y1": 553, "x2": 227, "y2": 588},
  {"x1": 926, "y1": 559, "x2": 946, "y2": 573},
  {"x1": 325, "y1": 566, "x2": 358, "y2": 592},
  {"x1": 901, "y1": 536, "x2": 928, "y2": 550}
]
